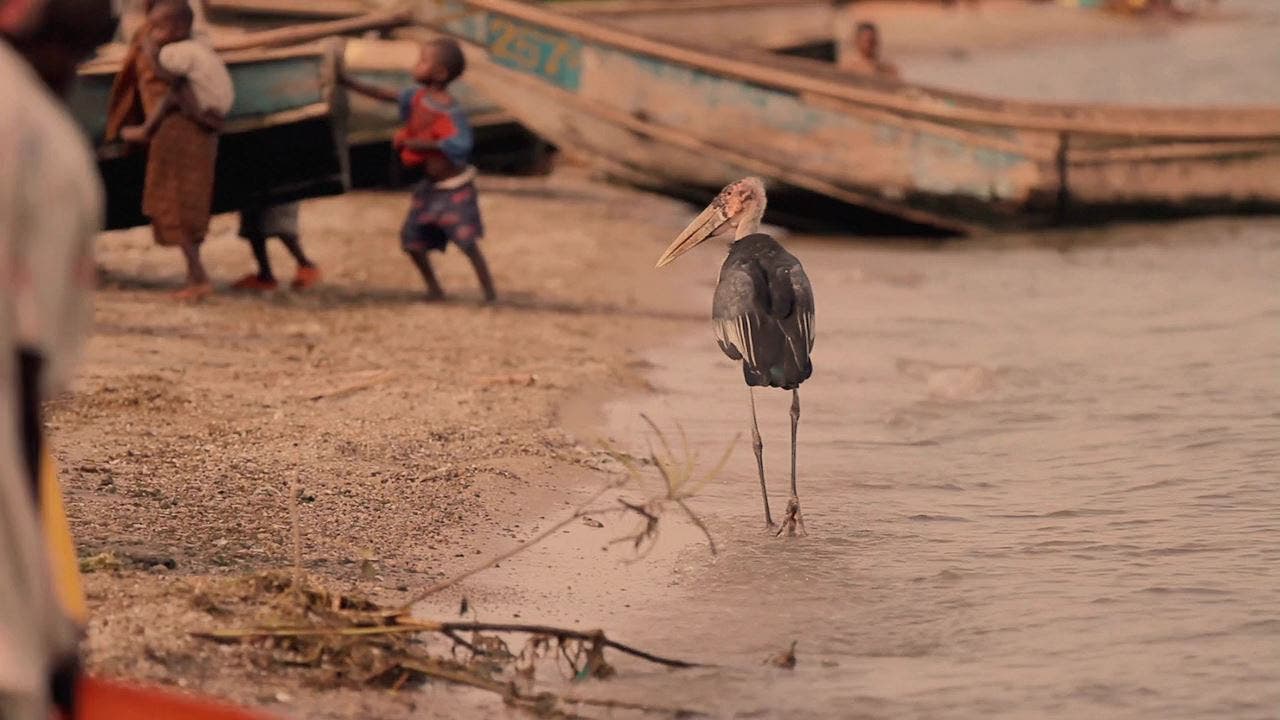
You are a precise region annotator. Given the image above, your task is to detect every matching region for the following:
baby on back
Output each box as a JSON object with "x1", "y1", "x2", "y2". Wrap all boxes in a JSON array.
[{"x1": 120, "y1": 0, "x2": 232, "y2": 142}]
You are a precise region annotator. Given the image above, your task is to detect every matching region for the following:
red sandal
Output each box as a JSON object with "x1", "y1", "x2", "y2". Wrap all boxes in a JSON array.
[
  {"x1": 231, "y1": 274, "x2": 279, "y2": 292},
  {"x1": 291, "y1": 266, "x2": 321, "y2": 290}
]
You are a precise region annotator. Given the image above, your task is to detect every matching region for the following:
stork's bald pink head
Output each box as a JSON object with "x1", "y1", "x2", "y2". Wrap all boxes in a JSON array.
[{"x1": 656, "y1": 177, "x2": 768, "y2": 268}]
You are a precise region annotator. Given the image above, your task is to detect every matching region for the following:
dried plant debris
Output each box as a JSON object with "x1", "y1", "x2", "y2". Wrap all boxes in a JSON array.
[
  {"x1": 190, "y1": 418, "x2": 731, "y2": 717},
  {"x1": 191, "y1": 573, "x2": 706, "y2": 718}
]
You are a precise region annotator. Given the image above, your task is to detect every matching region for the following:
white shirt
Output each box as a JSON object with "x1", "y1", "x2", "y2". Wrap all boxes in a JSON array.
[
  {"x1": 0, "y1": 40, "x2": 100, "y2": 720},
  {"x1": 158, "y1": 38, "x2": 234, "y2": 115}
]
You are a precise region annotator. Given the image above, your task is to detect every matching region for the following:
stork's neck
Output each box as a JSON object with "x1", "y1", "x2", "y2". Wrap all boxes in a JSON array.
[{"x1": 733, "y1": 199, "x2": 766, "y2": 241}]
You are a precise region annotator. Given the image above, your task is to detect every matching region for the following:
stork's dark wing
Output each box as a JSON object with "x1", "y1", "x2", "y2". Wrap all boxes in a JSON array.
[
  {"x1": 711, "y1": 261, "x2": 763, "y2": 365},
  {"x1": 775, "y1": 259, "x2": 815, "y2": 356},
  {"x1": 712, "y1": 239, "x2": 814, "y2": 389}
]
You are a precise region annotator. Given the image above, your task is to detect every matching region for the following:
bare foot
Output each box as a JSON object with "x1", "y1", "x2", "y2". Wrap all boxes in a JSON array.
[
  {"x1": 775, "y1": 497, "x2": 805, "y2": 538},
  {"x1": 171, "y1": 282, "x2": 213, "y2": 302}
]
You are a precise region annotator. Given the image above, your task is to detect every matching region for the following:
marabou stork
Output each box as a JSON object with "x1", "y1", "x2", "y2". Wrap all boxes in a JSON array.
[{"x1": 656, "y1": 178, "x2": 814, "y2": 536}]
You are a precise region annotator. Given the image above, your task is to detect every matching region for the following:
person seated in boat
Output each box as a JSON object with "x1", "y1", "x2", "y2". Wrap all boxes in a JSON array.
[
  {"x1": 339, "y1": 38, "x2": 497, "y2": 304},
  {"x1": 838, "y1": 21, "x2": 900, "y2": 80},
  {"x1": 107, "y1": 0, "x2": 232, "y2": 301}
]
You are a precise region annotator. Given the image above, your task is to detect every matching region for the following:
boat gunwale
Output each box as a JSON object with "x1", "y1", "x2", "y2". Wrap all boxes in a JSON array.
[
  {"x1": 93, "y1": 100, "x2": 335, "y2": 159},
  {"x1": 78, "y1": 39, "x2": 332, "y2": 76},
  {"x1": 440, "y1": 0, "x2": 1280, "y2": 140},
  {"x1": 557, "y1": 0, "x2": 829, "y2": 17}
]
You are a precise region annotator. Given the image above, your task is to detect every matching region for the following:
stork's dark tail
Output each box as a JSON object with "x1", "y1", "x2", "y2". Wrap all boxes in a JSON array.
[{"x1": 742, "y1": 350, "x2": 811, "y2": 391}]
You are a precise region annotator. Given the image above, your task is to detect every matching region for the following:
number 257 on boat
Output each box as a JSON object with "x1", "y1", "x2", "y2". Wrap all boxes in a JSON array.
[{"x1": 485, "y1": 15, "x2": 583, "y2": 90}]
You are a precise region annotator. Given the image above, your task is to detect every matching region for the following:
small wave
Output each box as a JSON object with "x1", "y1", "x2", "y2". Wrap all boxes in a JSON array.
[
  {"x1": 991, "y1": 508, "x2": 1125, "y2": 519},
  {"x1": 907, "y1": 514, "x2": 971, "y2": 522},
  {"x1": 1140, "y1": 543, "x2": 1233, "y2": 557},
  {"x1": 1137, "y1": 586, "x2": 1234, "y2": 596},
  {"x1": 1106, "y1": 478, "x2": 1185, "y2": 495},
  {"x1": 912, "y1": 568, "x2": 967, "y2": 583},
  {"x1": 1235, "y1": 618, "x2": 1280, "y2": 633},
  {"x1": 1106, "y1": 518, "x2": 1165, "y2": 528},
  {"x1": 894, "y1": 358, "x2": 1000, "y2": 402}
]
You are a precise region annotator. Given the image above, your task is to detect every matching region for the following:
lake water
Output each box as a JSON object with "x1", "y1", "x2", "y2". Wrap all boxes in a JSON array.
[{"x1": 594, "y1": 217, "x2": 1279, "y2": 718}]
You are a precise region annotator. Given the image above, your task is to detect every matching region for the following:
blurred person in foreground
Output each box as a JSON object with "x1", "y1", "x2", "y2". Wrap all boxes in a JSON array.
[{"x1": 0, "y1": 0, "x2": 115, "y2": 717}]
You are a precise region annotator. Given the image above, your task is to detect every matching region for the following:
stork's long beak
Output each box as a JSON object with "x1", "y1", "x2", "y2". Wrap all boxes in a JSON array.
[{"x1": 655, "y1": 203, "x2": 730, "y2": 268}]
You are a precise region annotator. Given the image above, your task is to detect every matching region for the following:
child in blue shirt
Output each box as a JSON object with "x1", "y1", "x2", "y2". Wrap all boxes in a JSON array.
[{"x1": 341, "y1": 38, "x2": 496, "y2": 303}]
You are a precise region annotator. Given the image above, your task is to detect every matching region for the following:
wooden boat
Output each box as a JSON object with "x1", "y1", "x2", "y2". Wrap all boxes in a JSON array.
[
  {"x1": 70, "y1": 40, "x2": 350, "y2": 231},
  {"x1": 418, "y1": 0, "x2": 1280, "y2": 233}
]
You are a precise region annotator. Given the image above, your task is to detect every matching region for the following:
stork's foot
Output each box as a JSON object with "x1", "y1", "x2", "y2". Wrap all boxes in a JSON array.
[
  {"x1": 763, "y1": 518, "x2": 779, "y2": 534},
  {"x1": 775, "y1": 497, "x2": 805, "y2": 538}
]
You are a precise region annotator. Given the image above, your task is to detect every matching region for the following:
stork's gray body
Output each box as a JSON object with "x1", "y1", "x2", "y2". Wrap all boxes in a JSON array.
[
  {"x1": 654, "y1": 177, "x2": 813, "y2": 534},
  {"x1": 713, "y1": 234, "x2": 815, "y2": 391}
]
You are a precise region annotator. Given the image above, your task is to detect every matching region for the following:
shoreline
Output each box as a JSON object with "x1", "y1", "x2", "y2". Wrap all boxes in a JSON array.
[{"x1": 56, "y1": 171, "x2": 713, "y2": 718}]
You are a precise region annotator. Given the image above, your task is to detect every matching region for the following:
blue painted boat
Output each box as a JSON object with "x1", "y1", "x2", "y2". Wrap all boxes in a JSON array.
[
  {"x1": 422, "y1": 0, "x2": 1280, "y2": 232},
  {"x1": 70, "y1": 41, "x2": 349, "y2": 230}
]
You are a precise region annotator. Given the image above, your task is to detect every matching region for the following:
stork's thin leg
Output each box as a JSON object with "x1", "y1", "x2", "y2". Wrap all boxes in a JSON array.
[
  {"x1": 779, "y1": 388, "x2": 806, "y2": 537},
  {"x1": 749, "y1": 387, "x2": 775, "y2": 528}
]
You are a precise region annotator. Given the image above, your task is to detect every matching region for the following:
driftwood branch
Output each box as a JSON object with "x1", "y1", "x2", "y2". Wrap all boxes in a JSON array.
[
  {"x1": 438, "y1": 622, "x2": 704, "y2": 669},
  {"x1": 194, "y1": 619, "x2": 704, "y2": 670},
  {"x1": 390, "y1": 657, "x2": 706, "y2": 718}
]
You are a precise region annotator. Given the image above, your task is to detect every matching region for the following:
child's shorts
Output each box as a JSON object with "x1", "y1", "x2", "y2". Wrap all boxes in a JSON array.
[{"x1": 400, "y1": 180, "x2": 484, "y2": 253}]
